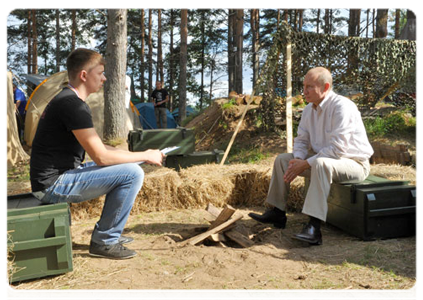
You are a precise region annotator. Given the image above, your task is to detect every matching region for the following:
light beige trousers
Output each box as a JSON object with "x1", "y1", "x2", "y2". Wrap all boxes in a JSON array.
[{"x1": 266, "y1": 153, "x2": 370, "y2": 221}]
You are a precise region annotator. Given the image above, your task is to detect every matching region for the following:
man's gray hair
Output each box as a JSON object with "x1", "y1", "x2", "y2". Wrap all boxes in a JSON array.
[{"x1": 310, "y1": 67, "x2": 333, "y2": 89}]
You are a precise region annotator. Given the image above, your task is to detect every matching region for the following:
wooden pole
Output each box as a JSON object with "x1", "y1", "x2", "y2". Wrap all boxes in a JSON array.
[
  {"x1": 286, "y1": 42, "x2": 293, "y2": 153},
  {"x1": 220, "y1": 93, "x2": 254, "y2": 165}
]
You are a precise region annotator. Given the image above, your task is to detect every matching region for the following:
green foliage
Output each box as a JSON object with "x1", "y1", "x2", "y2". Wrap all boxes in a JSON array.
[
  {"x1": 221, "y1": 98, "x2": 237, "y2": 110},
  {"x1": 228, "y1": 145, "x2": 269, "y2": 164},
  {"x1": 364, "y1": 110, "x2": 415, "y2": 138}
]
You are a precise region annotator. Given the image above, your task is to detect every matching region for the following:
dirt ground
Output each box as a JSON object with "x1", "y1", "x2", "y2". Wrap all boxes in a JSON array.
[
  {"x1": 10, "y1": 207, "x2": 416, "y2": 291},
  {"x1": 7, "y1": 100, "x2": 417, "y2": 295},
  {"x1": 8, "y1": 171, "x2": 416, "y2": 292}
]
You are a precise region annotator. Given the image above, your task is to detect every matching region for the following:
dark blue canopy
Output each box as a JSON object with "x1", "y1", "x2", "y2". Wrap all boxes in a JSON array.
[{"x1": 134, "y1": 102, "x2": 177, "y2": 129}]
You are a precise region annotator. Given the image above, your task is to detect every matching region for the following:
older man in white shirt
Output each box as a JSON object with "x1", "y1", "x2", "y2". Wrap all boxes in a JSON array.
[{"x1": 249, "y1": 67, "x2": 373, "y2": 245}]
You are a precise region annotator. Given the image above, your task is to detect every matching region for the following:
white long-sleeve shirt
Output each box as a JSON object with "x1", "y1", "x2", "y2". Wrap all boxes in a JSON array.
[{"x1": 293, "y1": 90, "x2": 373, "y2": 166}]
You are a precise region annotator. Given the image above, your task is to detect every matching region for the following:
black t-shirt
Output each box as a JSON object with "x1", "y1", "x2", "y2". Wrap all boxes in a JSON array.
[
  {"x1": 151, "y1": 88, "x2": 169, "y2": 108},
  {"x1": 30, "y1": 88, "x2": 94, "y2": 191}
]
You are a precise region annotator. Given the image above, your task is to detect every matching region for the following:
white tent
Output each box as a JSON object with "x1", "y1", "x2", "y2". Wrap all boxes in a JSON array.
[
  {"x1": 7, "y1": 71, "x2": 29, "y2": 168},
  {"x1": 24, "y1": 71, "x2": 140, "y2": 147}
]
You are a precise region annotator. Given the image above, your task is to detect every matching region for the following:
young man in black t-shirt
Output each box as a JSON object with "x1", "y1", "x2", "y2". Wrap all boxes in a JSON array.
[
  {"x1": 30, "y1": 48, "x2": 164, "y2": 259},
  {"x1": 150, "y1": 81, "x2": 169, "y2": 128}
]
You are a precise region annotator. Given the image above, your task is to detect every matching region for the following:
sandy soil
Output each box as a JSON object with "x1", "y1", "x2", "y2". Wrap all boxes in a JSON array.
[{"x1": 10, "y1": 206, "x2": 415, "y2": 291}]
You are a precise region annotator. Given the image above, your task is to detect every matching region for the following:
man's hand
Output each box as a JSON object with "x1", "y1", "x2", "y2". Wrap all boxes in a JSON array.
[
  {"x1": 283, "y1": 159, "x2": 310, "y2": 183},
  {"x1": 144, "y1": 149, "x2": 165, "y2": 166}
]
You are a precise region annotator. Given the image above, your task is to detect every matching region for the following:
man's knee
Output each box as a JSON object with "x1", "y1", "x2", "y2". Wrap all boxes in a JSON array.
[
  {"x1": 274, "y1": 153, "x2": 293, "y2": 169},
  {"x1": 125, "y1": 163, "x2": 145, "y2": 188}
]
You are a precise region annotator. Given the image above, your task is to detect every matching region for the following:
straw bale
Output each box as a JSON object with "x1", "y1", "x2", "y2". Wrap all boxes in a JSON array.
[
  {"x1": 370, "y1": 164, "x2": 416, "y2": 185},
  {"x1": 7, "y1": 231, "x2": 17, "y2": 283},
  {"x1": 68, "y1": 161, "x2": 414, "y2": 222},
  {"x1": 134, "y1": 167, "x2": 183, "y2": 212},
  {"x1": 70, "y1": 197, "x2": 105, "y2": 220}
]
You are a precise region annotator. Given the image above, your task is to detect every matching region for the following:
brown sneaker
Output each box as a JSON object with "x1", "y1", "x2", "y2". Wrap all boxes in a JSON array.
[{"x1": 89, "y1": 241, "x2": 137, "y2": 259}]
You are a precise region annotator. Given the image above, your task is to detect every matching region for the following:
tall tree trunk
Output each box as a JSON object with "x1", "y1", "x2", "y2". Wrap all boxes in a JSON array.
[
  {"x1": 234, "y1": 9, "x2": 243, "y2": 94},
  {"x1": 104, "y1": 9, "x2": 128, "y2": 141},
  {"x1": 316, "y1": 9, "x2": 321, "y2": 34},
  {"x1": 348, "y1": 9, "x2": 361, "y2": 37},
  {"x1": 324, "y1": 9, "x2": 330, "y2": 34},
  {"x1": 140, "y1": 9, "x2": 145, "y2": 101},
  {"x1": 372, "y1": 9, "x2": 376, "y2": 37},
  {"x1": 27, "y1": 10, "x2": 32, "y2": 74},
  {"x1": 277, "y1": 9, "x2": 281, "y2": 28},
  {"x1": 250, "y1": 9, "x2": 259, "y2": 89},
  {"x1": 55, "y1": 10, "x2": 60, "y2": 72},
  {"x1": 394, "y1": 9, "x2": 401, "y2": 39},
  {"x1": 399, "y1": 10, "x2": 416, "y2": 40},
  {"x1": 294, "y1": 10, "x2": 298, "y2": 30},
  {"x1": 298, "y1": 9, "x2": 303, "y2": 31},
  {"x1": 157, "y1": 9, "x2": 163, "y2": 83},
  {"x1": 228, "y1": 9, "x2": 235, "y2": 94},
  {"x1": 365, "y1": 9, "x2": 370, "y2": 38},
  {"x1": 375, "y1": 9, "x2": 388, "y2": 38},
  {"x1": 169, "y1": 9, "x2": 175, "y2": 111},
  {"x1": 199, "y1": 10, "x2": 206, "y2": 110},
  {"x1": 148, "y1": 9, "x2": 153, "y2": 98},
  {"x1": 71, "y1": 10, "x2": 76, "y2": 51},
  {"x1": 31, "y1": 10, "x2": 38, "y2": 74},
  {"x1": 179, "y1": 9, "x2": 188, "y2": 124}
]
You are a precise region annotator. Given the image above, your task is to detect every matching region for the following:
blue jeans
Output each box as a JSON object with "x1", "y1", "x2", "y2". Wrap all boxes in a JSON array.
[{"x1": 41, "y1": 162, "x2": 144, "y2": 245}]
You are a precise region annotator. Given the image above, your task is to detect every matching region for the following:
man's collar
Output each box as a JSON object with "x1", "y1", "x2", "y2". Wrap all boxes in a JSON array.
[{"x1": 313, "y1": 90, "x2": 333, "y2": 111}]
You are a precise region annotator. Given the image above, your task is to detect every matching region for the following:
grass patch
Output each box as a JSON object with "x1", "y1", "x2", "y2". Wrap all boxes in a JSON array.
[
  {"x1": 364, "y1": 110, "x2": 416, "y2": 139},
  {"x1": 228, "y1": 145, "x2": 270, "y2": 164},
  {"x1": 7, "y1": 163, "x2": 30, "y2": 182}
]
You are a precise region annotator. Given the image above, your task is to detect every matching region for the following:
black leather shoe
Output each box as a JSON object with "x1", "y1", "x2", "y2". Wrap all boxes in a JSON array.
[
  {"x1": 248, "y1": 207, "x2": 287, "y2": 228},
  {"x1": 293, "y1": 223, "x2": 322, "y2": 245}
]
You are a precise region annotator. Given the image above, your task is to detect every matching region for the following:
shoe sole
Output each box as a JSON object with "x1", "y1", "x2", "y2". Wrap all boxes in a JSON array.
[
  {"x1": 292, "y1": 235, "x2": 322, "y2": 245},
  {"x1": 89, "y1": 252, "x2": 137, "y2": 260}
]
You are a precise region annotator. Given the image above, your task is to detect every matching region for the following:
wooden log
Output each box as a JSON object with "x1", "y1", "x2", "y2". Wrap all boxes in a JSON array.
[
  {"x1": 208, "y1": 205, "x2": 236, "y2": 230},
  {"x1": 224, "y1": 229, "x2": 254, "y2": 248},
  {"x1": 179, "y1": 214, "x2": 243, "y2": 246},
  {"x1": 206, "y1": 203, "x2": 221, "y2": 218}
]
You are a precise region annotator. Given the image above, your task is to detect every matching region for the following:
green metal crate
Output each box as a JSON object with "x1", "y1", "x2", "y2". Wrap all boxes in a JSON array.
[
  {"x1": 165, "y1": 150, "x2": 225, "y2": 171},
  {"x1": 128, "y1": 128, "x2": 195, "y2": 155},
  {"x1": 306, "y1": 175, "x2": 416, "y2": 240},
  {"x1": 8, "y1": 202, "x2": 73, "y2": 282}
]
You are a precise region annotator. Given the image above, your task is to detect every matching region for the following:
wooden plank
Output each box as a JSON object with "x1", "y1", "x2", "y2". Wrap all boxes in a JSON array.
[
  {"x1": 180, "y1": 214, "x2": 243, "y2": 247},
  {"x1": 208, "y1": 205, "x2": 236, "y2": 230},
  {"x1": 286, "y1": 41, "x2": 293, "y2": 153},
  {"x1": 224, "y1": 229, "x2": 254, "y2": 248},
  {"x1": 206, "y1": 203, "x2": 221, "y2": 218}
]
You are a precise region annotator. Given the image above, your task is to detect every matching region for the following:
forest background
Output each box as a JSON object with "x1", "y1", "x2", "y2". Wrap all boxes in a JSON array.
[{"x1": 6, "y1": 5, "x2": 416, "y2": 119}]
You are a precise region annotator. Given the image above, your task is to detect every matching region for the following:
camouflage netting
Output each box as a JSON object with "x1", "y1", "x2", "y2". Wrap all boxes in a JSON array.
[{"x1": 258, "y1": 22, "x2": 416, "y2": 132}]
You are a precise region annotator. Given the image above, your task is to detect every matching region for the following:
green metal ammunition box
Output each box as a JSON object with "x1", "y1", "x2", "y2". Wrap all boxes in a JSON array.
[
  {"x1": 7, "y1": 200, "x2": 73, "y2": 282},
  {"x1": 308, "y1": 175, "x2": 416, "y2": 240},
  {"x1": 165, "y1": 150, "x2": 225, "y2": 171},
  {"x1": 128, "y1": 128, "x2": 195, "y2": 155}
]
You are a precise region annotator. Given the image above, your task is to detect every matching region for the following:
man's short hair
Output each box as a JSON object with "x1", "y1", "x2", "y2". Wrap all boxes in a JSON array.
[
  {"x1": 312, "y1": 67, "x2": 333, "y2": 89},
  {"x1": 66, "y1": 48, "x2": 105, "y2": 81}
]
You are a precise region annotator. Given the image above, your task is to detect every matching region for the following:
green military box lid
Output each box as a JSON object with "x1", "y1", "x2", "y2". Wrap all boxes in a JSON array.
[
  {"x1": 128, "y1": 128, "x2": 195, "y2": 155},
  {"x1": 166, "y1": 150, "x2": 225, "y2": 171},
  {"x1": 325, "y1": 175, "x2": 415, "y2": 240},
  {"x1": 8, "y1": 203, "x2": 73, "y2": 282}
]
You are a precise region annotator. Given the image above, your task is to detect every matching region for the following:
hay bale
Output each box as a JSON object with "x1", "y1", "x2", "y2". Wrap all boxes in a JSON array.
[
  {"x1": 370, "y1": 164, "x2": 416, "y2": 185},
  {"x1": 134, "y1": 167, "x2": 183, "y2": 212},
  {"x1": 70, "y1": 197, "x2": 105, "y2": 220}
]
